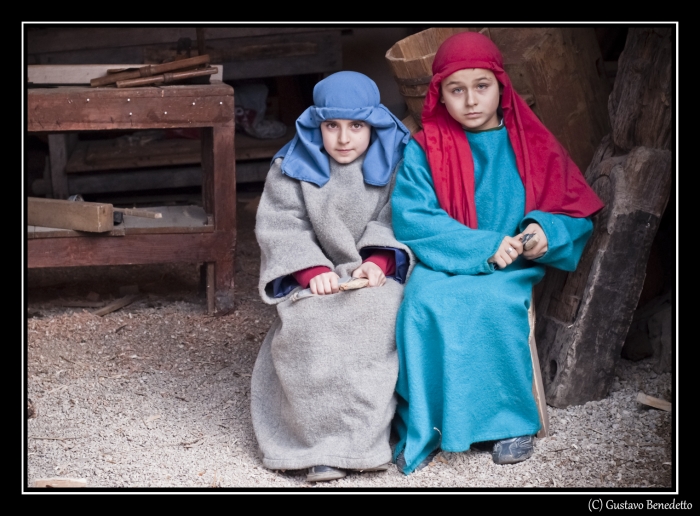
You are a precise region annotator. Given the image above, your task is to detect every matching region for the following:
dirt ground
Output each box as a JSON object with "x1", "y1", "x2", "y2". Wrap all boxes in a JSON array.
[{"x1": 24, "y1": 188, "x2": 676, "y2": 492}]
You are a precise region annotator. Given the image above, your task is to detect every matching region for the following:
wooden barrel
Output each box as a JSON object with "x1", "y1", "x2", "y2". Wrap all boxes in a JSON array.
[{"x1": 385, "y1": 27, "x2": 486, "y2": 131}]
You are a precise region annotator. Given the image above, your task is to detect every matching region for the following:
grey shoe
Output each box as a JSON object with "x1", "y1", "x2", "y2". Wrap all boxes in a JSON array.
[
  {"x1": 492, "y1": 435, "x2": 535, "y2": 465},
  {"x1": 306, "y1": 465, "x2": 347, "y2": 482}
]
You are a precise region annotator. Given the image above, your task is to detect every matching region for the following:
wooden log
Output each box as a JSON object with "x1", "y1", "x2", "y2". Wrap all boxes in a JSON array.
[
  {"x1": 27, "y1": 197, "x2": 113, "y2": 232},
  {"x1": 535, "y1": 138, "x2": 672, "y2": 407},
  {"x1": 609, "y1": 27, "x2": 674, "y2": 152},
  {"x1": 532, "y1": 25, "x2": 674, "y2": 408}
]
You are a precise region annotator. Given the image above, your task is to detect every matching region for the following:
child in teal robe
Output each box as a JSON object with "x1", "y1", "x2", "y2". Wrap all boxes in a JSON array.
[{"x1": 390, "y1": 31, "x2": 605, "y2": 475}]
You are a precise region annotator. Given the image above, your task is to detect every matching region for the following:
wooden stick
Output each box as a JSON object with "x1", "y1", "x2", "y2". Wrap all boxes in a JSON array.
[
  {"x1": 636, "y1": 392, "x2": 672, "y2": 412},
  {"x1": 115, "y1": 66, "x2": 217, "y2": 88},
  {"x1": 90, "y1": 54, "x2": 210, "y2": 87},
  {"x1": 92, "y1": 294, "x2": 141, "y2": 317},
  {"x1": 113, "y1": 207, "x2": 162, "y2": 219},
  {"x1": 338, "y1": 278, "x2": 369, "y2": 291}
]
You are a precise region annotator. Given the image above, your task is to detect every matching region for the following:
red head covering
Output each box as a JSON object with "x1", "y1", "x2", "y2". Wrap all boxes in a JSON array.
[{"x1": 413, "y1": 31, "x2": 604, "y2": 228}]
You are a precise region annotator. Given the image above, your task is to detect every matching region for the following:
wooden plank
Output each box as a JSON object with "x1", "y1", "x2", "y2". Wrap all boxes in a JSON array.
[
  {"x1": 33, "y1": 159, "x2": 267, "y2": 197},
  {"x1": 144, "y1": 40, "x2": 319, "y2": 63},
  {"x1": 636, "y1": 392, "x2": 672, "y2": 412},
  {"x1": 27, "y1": 231, "x2": 230, "y2": 268},
  {"x1": 27, "y1": 197, "x2": 113, "y2": 232},
  {"x1": 28, "y1": 64, "x2": 222, "y2": 85},
  {"x1": 30, "y1": 225, "x2": 126, "y2": 239},
  {"x1": 66, "y1": 139, "x2": 201, "y2": 173},
  {"x1": 528, "y1": 297, "x2": 549, "y2": 438},
  {"x1": 27, "y1": 84, "x2": 234, "y2": 132},
  {"x1": 27, "y1": 26, "x2": 344, "y2": 55},
  {"x1": 64, "y1": 129, "x2": 291, "y2": 174},
  {"x1": 33, "y1": 477, "x2": 87, "y2": 488}
]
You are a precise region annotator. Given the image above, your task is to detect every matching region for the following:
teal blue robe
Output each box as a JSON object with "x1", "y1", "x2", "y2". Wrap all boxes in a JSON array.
[{"x1": 391, "y1": 126, "x2": 593, "y2": 475}]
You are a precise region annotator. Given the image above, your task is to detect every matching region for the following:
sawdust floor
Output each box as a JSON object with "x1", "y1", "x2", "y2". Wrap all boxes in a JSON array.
[{"x1": 24, "y1": 190, "x2": 675, "y2": 491}]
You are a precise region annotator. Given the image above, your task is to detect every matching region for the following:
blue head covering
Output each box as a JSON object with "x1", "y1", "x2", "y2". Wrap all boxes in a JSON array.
[{"x1": 272, "y1": 71, "x2": 411, "y2": 187}]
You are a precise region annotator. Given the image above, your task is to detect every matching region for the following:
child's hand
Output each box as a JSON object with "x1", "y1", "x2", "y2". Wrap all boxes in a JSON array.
[
  {"x1": 488, "y1": 236, "x2": 523, "y2": 269},
  {"x1": 351, "y1": 262, "x2": 386, "y2": 287},
  {"x1": 516, "y1": 223, "x2": 548, "y2": 260},
  {"x1": 309, "y1": 271, "x2": 341, "y2": 295}
]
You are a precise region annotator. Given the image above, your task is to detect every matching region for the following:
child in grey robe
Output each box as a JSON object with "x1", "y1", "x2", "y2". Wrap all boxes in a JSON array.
[{"x1": 251, "y1": 71, "x2": 414, "y2": 482}]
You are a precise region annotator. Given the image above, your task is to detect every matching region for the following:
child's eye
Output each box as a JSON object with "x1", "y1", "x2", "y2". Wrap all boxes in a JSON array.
[
  {"x1": 352, "y1": 122, "x2": 365, "y2": 129},
  {"x1": 326, "y1": 122, "x2": 337, "y2": 129},
  {"x1": 452, "y1": 87, "x2": 463, "y2": 94}
]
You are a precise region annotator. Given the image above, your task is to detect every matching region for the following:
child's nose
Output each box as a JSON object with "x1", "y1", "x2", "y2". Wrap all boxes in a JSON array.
[{"x1": 466, "y1": 91, "x2": 477, "y2": 106}]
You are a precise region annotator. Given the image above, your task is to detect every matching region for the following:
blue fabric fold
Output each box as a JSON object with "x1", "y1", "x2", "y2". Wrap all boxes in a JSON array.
[
  {"x1": 271, "y1": 275, "x2": 300, "y2": 299},
  {"x1": 271, "y1": 71, "x2": 410, "y2": 187}
]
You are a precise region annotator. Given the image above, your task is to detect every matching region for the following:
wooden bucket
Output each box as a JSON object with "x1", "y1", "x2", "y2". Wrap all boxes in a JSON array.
[{"x1": 385, "y1": 27, "x2": 488, "y2": 132}]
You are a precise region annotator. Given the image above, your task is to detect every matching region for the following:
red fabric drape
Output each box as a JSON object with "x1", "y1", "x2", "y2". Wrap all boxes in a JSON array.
[{"x1": 413, "y1": 31, "x2": 604, "y2": 229}]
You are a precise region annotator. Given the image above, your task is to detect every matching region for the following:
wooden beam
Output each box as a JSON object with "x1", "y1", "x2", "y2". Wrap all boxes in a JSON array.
[
  {"x1": 27, "y1": 197, "x2": 113, "y2": 232},
  {"x1": 27, "y1": 231, "x2": 231, "y2": 268}
]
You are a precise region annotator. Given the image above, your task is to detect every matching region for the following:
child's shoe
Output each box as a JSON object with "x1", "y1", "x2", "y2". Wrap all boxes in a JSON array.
[
  {"x1": 491, "y1": 435, "x2": 535, "y2": 465},
  {"x1": 306, "y1": 465, "x2": 346, "y2": 482}
]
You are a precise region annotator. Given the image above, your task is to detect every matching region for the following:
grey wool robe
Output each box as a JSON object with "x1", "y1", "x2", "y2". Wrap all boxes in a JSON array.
[{"x1": 251, "y1": 153, "x2": 415, "y2": 471}]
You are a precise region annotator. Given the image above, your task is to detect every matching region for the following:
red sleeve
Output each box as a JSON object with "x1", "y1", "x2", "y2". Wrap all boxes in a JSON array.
[
  {"x1": 363, "y1": 249, "x2": 396, "y2": 276},
  {"x1": 293, "y1": 266, "x2": 332, "y2": 289}
]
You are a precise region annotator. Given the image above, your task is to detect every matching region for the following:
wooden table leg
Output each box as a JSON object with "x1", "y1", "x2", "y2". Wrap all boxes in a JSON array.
[
  {"x1": 201, "y1": 124, "x2": 236, "y2": 313},
  {"x1": 48, "y1": 133, "x2": 78, "y2": 199}
]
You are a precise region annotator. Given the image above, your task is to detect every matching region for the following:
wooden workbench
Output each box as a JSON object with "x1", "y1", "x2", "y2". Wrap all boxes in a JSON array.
[{"x1": 26, "y1": 82, "x2": 236, "y2": 313}]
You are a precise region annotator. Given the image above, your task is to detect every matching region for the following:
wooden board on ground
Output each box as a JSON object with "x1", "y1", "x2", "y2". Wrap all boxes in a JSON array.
[
  {"x1": 33, "y1": 477, "x2": 87, "y2": 488},
  {"x1": 636, "y1": 392, "x2": 672, "y2": 412},
  {"x1": 27, "y1": 197, "x2": 113, "y2": 233},
  {"x1": 27, "y1": 64, "x2": 222, "y2": 85}
]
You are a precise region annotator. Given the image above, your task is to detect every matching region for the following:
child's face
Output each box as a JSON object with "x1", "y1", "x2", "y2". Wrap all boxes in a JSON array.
[
  {"x1": 320, "y1": 119, "x2": 371, "y2": 164},
  {"x1": 440, "y1": 68, "x2": 502, "y2": 131}
]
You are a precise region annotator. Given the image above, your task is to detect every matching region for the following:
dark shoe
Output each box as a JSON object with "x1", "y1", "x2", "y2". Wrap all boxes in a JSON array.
[
  {"x1": 492, "y1": 435, "x2": 535, "y2": 465},
  {"x1": 395, "y1": 448, "x2": 439, "y2": 473},
  {"x1": 306, "y1": 465, "x2": 346, "y2": 482}
]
